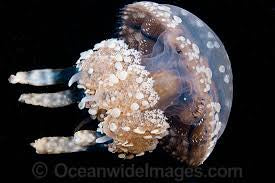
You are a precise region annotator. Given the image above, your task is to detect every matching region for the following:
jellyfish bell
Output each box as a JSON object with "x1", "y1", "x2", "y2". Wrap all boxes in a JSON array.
[
  {"x1": 119, "y1": 2, "x2": 233, "y2": 165},
  {"x1": 8, "y1": 1, "x2": 232, "y2": 166}
]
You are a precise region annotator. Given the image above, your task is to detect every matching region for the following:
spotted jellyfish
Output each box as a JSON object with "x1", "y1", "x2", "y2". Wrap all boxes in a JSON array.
[{"x1": 8, "y1": 1, "x2": 233, "y2": 166}]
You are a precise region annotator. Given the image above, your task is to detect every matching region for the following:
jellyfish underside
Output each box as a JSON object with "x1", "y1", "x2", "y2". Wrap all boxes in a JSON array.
[{"x1": 9, "y1": 1, "x2": 232, "y2": 166}]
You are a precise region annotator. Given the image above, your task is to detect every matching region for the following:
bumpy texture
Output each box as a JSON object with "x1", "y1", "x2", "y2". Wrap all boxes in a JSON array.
[{"x1": 74, "y1": 39, "x2": 170, "y2": 158}]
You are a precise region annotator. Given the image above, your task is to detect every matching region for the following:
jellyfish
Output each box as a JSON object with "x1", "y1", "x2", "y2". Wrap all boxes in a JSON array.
[{"x1": 8, "y1": 1, "x2": 233, "y2": 166}]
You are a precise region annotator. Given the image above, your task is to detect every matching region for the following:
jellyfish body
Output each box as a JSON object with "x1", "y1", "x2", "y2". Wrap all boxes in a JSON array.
[{"x1": 8, "y1": 1, "x2": 232, "y2": 166}]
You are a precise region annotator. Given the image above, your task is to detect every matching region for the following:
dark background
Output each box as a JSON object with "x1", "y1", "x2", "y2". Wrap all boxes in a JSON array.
[{"x1": 0, "y1": 0, "x2": 270, "y2": 182}]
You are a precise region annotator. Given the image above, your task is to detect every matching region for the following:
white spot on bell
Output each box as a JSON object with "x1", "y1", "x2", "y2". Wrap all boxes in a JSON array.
[
  {"x1": 173, "y1": 15, "x2": 182, "y2": 23},
  {"x1": 219, "y1": 65, "x2": 225, "y2": 73},
  {"x1": 224, "y1": 74, "x2": 230, "y2": 83},
  {"x1": 207, "y1": 41, "x2": 214, "y2": 49},
  {"x1": 208, "y1": 32, "x2": 214, "y2": 38}
]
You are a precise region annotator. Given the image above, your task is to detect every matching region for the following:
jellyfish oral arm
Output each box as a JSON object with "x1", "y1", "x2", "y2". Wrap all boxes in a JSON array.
[
  {"x1": 30, "y1": 130, "x2": 115, "y2": 154},
  {"x1": 31, "y1": 130, "x2": 96, "y2": 154},
  {"x1": 18, "y1": 90, "x2": 77, "y2": 108},
  {"x1": 8, "y1": 67, "x2": 77, "y2": 86},
  {"x1": 8, "y1": 67, "x2": 80, "y2": 108},
  {"x1": 95, "y1": 135, "x2": 112, "y2": 144},
  {"x1": 68, "y1": 72, "x2": 81, "y2": 87}
]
